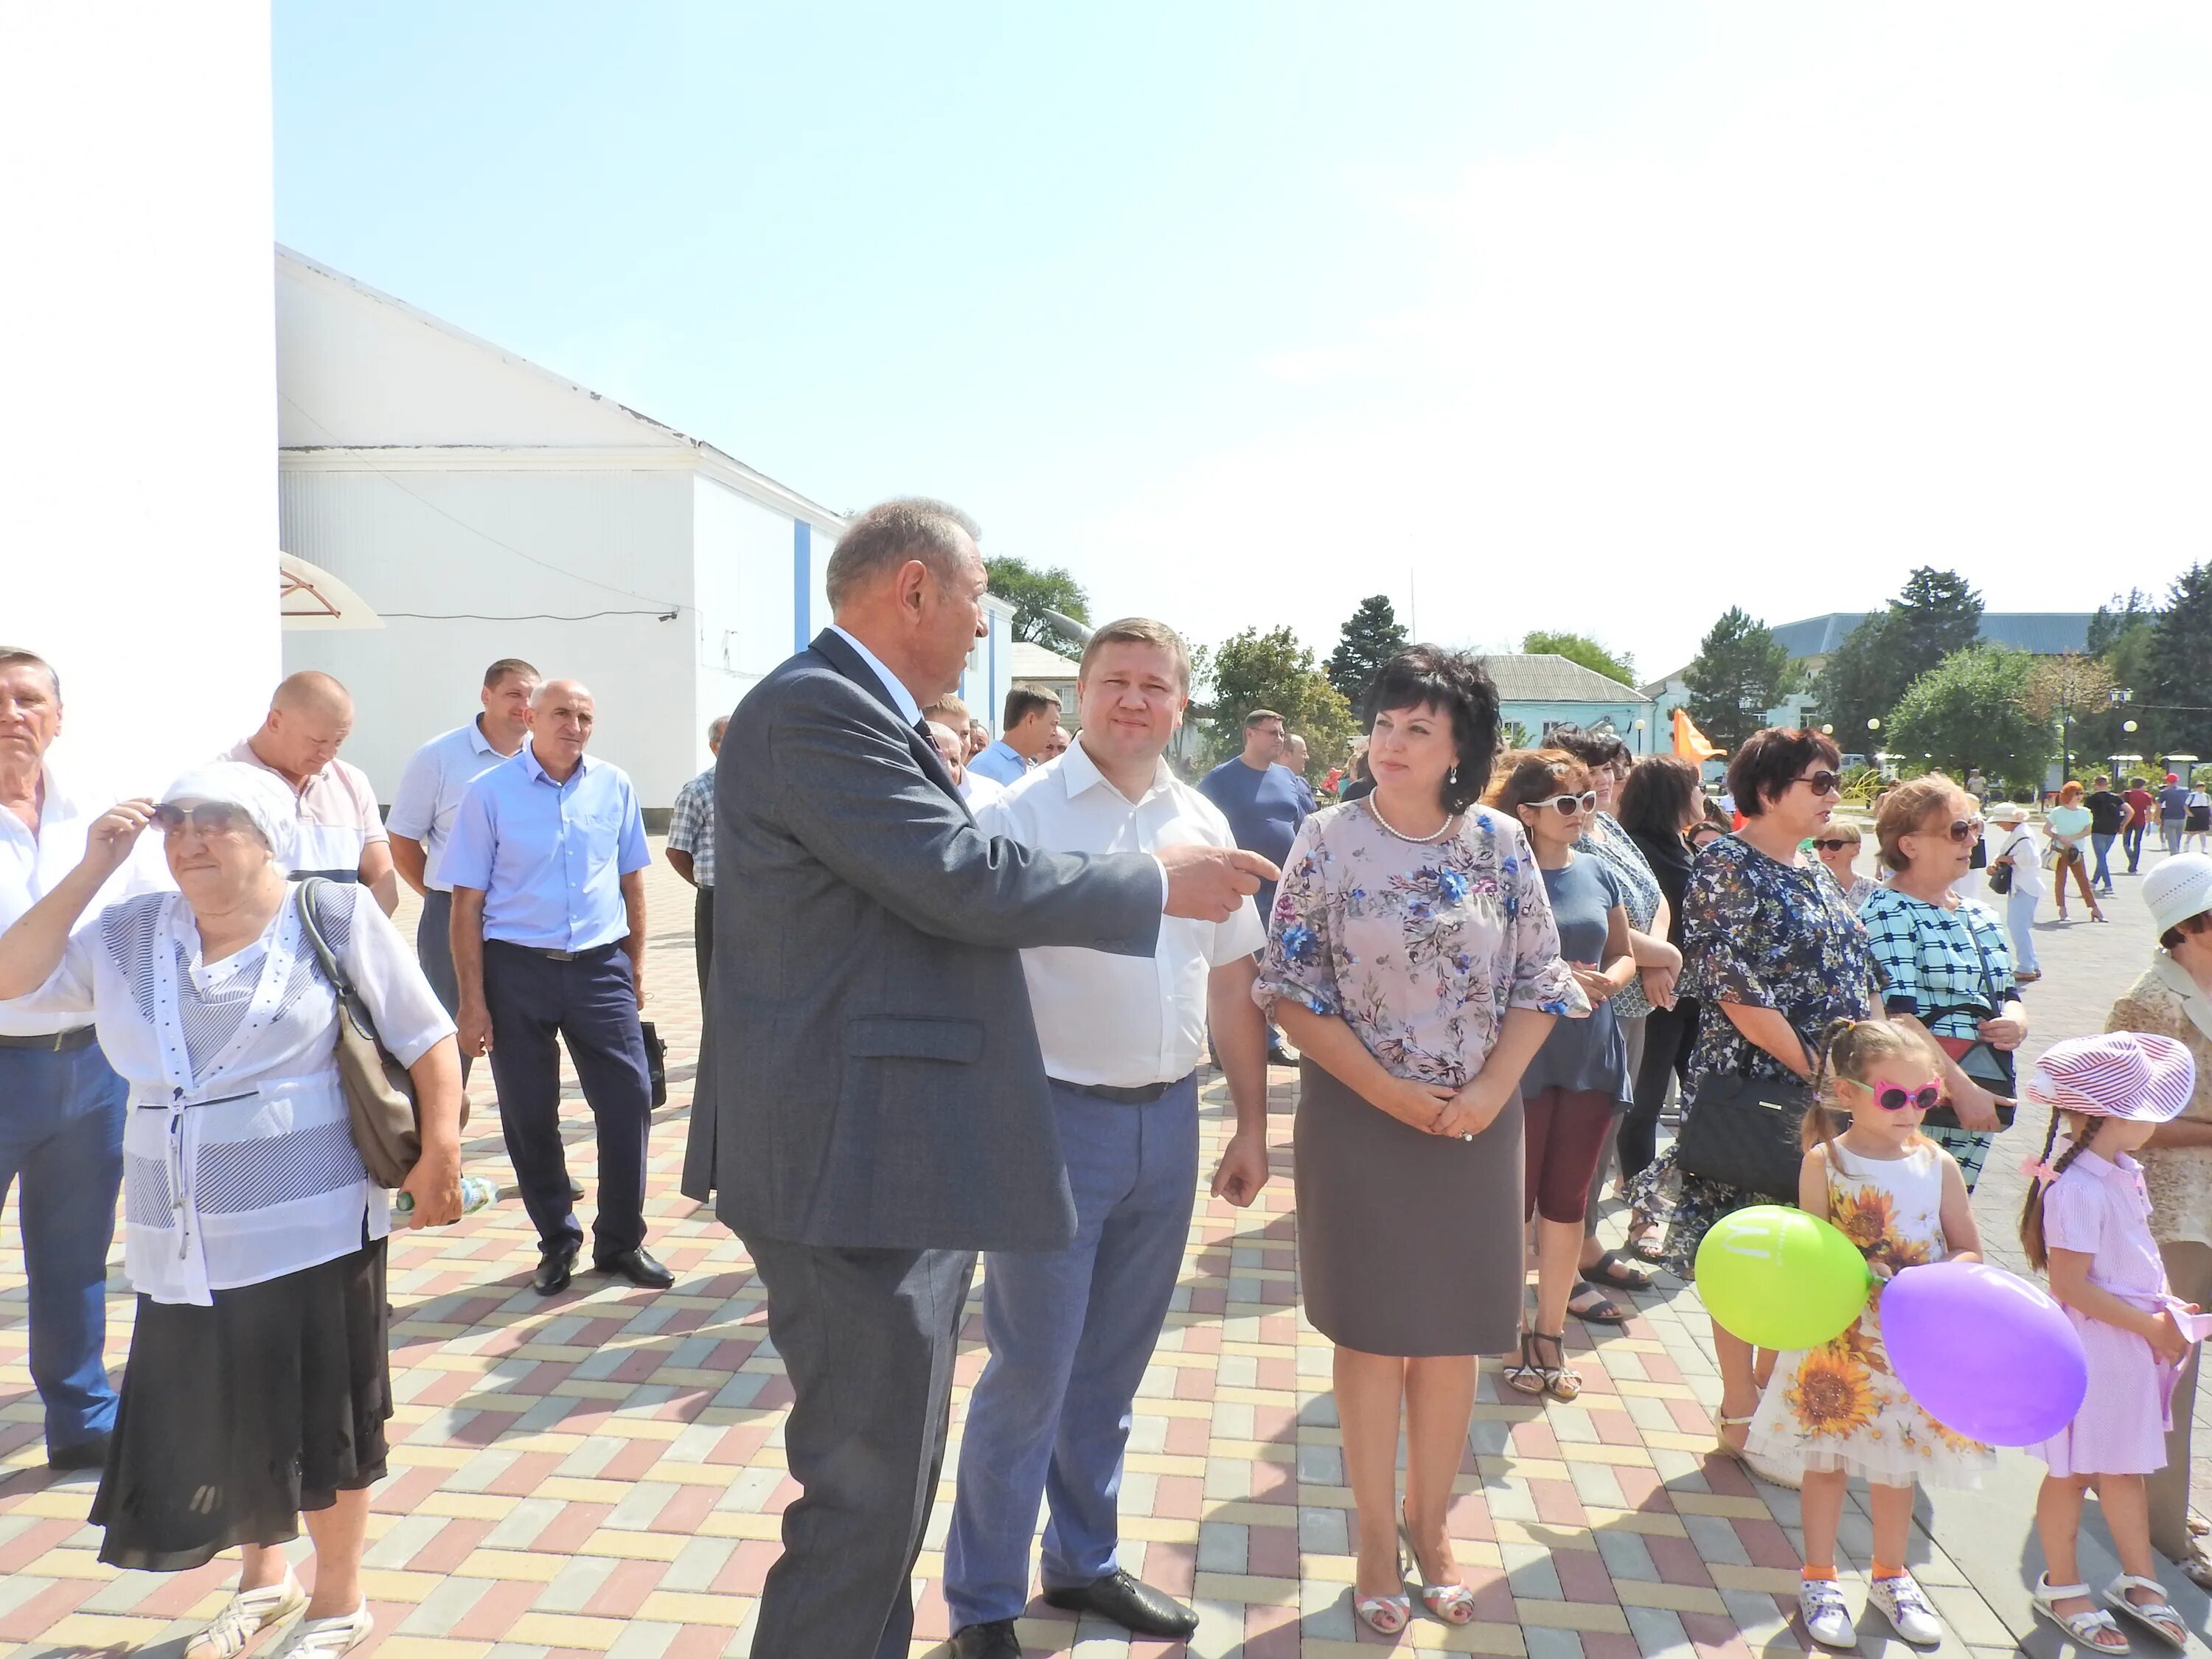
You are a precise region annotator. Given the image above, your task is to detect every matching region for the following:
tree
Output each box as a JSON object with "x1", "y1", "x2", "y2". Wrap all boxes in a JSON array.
[
  {"x1": 1683, "y1": 608, "x2": 1793, "y2": 754},
  {"x1": 1522, "y1": 630, "x2": 1636, "y2": 689},
  {"x1": 1810, "y1": 567, "x2": 1984, "y2": 737},
  {"x1": 1499, "y1": 718, "x2": 1533, "y2": 750},
  {"x1": 2145, "y1": 563, "x2": 2212, "y2": 757},
  {"x1": 2023, "y1": 654, "x2": 2115, "y2": 783},
  {"x1": 983, "y1": 554, "x2": 1090, "y2": 647},
  {"x1": 1325, "y1": 595, "x2": 1409, "y2": 706},
  {"x1": 1886, "y1": 647, "x2": 2051, "y2": 793},
  {"x1": 1890, "y1": 567, "x2": 1983, "y2": 667},
  {"x1": 1196, "y1": 626, "x2": 1358, "y2": 775}
]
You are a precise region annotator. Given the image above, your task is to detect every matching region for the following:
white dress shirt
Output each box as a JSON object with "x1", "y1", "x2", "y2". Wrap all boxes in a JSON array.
[
  {"x1": 0, "y1": 754, "x2": 169, "y2": 1037},
  {"x1": 978, "y1": 739, "x2": 1265, "y2": 1088},
  {"x1": 828, "y1": 625, "x2": 924, "y2": 726},
  {"x1": 961, "y1": 771, "x2": 1007, "y2": 810}
]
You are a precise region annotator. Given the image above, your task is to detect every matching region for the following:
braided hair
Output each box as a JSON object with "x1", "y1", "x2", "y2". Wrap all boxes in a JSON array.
[{"x1": 2020, "y1": 1110, "x2": 2101, "y2": 1271}]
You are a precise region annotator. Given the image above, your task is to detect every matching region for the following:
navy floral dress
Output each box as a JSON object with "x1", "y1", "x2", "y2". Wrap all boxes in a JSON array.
[{"x1": 1627, "y1": 834, "x2": 1878, "y2": 1276}]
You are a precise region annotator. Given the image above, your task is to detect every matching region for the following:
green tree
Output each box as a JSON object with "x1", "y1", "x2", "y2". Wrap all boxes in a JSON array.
[
  {"x1": 1811, "y1": 567, "x2": 1985, "y2": 737},
  {"x1": 983, "y1": 554, "x2": 1090, "y2": 647},
  {"x1": 1683, "y1": 608, "x2": 1793, "y2": 753},
  {"x1": 1522, "y1": 630, "x2": 1637, "y2": 689},
  {"x1": 2145, "y1": 563, "x2": 2212, "y2": 756},
  {"x1": 1195, "y1": 626, "x2": 1357, "y2": 775},
  {"x1": 1886, "y1": 647, "x2": 2051, "y2": 792},
  {"x1": 1325, "y1": 595, "x2": 1410, "y2": 706},
  {"x1": 1499, "y1": 718, "x2": 1533, "y2": 750},
  {"x1": 2023, "y1": 654, "x2": 2115, "y2": 784}
]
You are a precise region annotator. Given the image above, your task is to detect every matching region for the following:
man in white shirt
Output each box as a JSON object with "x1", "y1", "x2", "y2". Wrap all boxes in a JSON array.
[
  {"x1": 925, "y1": 717, "x2": 1006, "y2": 810},
  {"x1": 226, "y1": 672, "x2": 398, "y2": 914},
  {"x1": 943, "y1": 619, "x2": 1272, "y2": 1657},
  {"x1": 0, "y1": 647, "x2": 163, "y2": 1468},
  {"x1": 967, "y1": 684, "x2": 1061, "y2": 785},
  {"x1": 386, "y1": 658, "x2": 540, "y2": 1067}
]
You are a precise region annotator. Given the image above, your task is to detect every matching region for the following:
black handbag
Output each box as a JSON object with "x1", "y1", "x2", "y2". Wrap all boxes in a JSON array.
[
  {"x1": 1918, "y1": 919, "x2": 2019, "y2": 1130},
  {"x1": 641, "y1": 1020, "x2": 668, "y2": 1109},
  {"x1": 1673, "y1": 1071, "x2": 1815, "y2": 1203}
]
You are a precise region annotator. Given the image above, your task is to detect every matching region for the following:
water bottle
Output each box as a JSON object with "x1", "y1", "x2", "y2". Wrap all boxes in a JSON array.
[{"x1": 393, "y1": 1175, "x2": 500, "y2": 1222}]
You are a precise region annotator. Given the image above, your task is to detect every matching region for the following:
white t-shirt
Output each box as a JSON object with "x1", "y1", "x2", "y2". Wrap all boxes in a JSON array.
[{"x1": 1988, "y1": 824, "x2": 2044, "y2": 899}]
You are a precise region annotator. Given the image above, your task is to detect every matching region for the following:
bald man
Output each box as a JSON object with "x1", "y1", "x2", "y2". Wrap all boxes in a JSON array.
[
  {"x1": 442, "y1": 680, "x2": 668, "y2": 1296},
  {"x1": 226, "y1": 670, "x2": 398, "y2": 914}
]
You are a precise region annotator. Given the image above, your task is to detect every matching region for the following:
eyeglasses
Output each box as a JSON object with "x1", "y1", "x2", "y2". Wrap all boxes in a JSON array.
[
  {"x1": 1861, "y1": 1079, "x2": 1944, "y2": 1113},
  {"x1": 1810, "y1": 838, "x2": 1859, "y2": 853},
  {"x1": 1531, "y1": 792, "x2": 1599, "y2": 817},
  {"x1": 152, "y1": 801, "x2": 250, "y2": 837},
  {"x1": 1795, "y1": 771, "x2": 1843, "y2": 797}
]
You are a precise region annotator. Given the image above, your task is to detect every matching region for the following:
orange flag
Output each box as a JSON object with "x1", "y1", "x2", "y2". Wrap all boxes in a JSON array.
[{"x1": 1673, "y1": 708, "x2": 1724, "y2": 761}]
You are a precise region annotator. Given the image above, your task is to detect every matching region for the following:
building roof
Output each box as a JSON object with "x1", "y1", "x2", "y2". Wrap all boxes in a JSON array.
[
  {"x1": 1769, "y1": 611, "x2": 2094, "y2": 660},
  {"x1": 1009, "y1": 641, "x2": 1082, "y2": 681},
  {"x1": 1481, "y1": 654, "x2": 1652, "y2": 705}
]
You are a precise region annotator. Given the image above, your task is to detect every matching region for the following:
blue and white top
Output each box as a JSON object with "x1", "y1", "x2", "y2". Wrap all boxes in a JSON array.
[
  {"x1": 386, "y1": 719, "x2": 520, "y2": 892},
  {"x1": 668, "y1": 766, "x2": 718, "y2": 888}
]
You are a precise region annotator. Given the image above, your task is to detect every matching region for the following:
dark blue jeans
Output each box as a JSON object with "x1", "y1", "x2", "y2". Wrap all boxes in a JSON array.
[
  {"x1": 0, "y1": 1038, "x2": 125, "y2": 1453},
  {"x1": 2092, "y1": 832, "x2": 2118, "y2": 890}
]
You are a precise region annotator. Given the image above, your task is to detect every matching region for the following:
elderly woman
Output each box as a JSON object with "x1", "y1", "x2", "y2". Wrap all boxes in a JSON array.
[
  {"x1": 2104, "y1": 854, "x2": 2212, "y2": 1588},
  {"x1": 1808, "y1": 818, "x2": 1878, "y2": 910},
  {"x1": 1857, "y1": 776, "x2": 2026, "y2": 1192},
  {"x1": 0, "y1": 763, "x2": 463, "y2": 1659},
  {"x1": 1259, "y1": 646, "x2": 1582, "y2": 1635}
]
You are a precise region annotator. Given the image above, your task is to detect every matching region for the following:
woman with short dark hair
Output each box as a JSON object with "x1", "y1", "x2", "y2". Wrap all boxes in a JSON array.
[{"x1": 1259, "y1": 646, "x2": 1582, "y2": 1632}]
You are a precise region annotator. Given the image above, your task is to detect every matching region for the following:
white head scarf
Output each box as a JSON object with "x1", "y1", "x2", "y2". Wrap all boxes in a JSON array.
[{"x1": 160, "y1": 762, "x2": 300, "y2": 872}]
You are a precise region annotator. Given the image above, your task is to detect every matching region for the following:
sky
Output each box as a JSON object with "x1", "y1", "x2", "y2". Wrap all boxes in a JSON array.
[{"x1": 274, "y1": 3, "x2": 2212, "y2": 681}]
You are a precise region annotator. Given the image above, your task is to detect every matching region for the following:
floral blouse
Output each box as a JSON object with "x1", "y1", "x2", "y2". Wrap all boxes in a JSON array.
[
  {"x1": 1681, "y1": 835, "x2": 1877, "y2": 1093},
  {"x1": 1255, "y1": 799, "x2": 1585, "y2": 1086}
]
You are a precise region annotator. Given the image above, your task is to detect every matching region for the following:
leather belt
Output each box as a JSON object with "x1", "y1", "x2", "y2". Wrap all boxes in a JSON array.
[
  {"x1": 1049, "y1": 1071, "x2": 1194, "y2": 1106},
  {"x1": 490, "y1": 939, "x2": 616, "y2": 963},
  {"x1": 0, "y1": 1026, "x2": 98, "y2": 1052},
  {"x1": 286, "y1": 869, "x2": 361, "y2": 883}
]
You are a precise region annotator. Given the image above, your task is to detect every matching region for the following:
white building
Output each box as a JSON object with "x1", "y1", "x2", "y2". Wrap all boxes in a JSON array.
[{"x1": 276, "y1": 249, "x2": 1015, "y2": 809}]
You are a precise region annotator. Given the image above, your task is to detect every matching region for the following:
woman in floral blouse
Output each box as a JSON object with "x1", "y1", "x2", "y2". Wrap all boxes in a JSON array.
[{"x1": 1257, "y1": 647, "x2": 1582, "y2": 1636}]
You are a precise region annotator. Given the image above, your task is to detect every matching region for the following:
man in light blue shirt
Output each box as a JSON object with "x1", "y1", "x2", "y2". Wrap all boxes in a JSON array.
[
  {"x1": 967, "y1": 685, "x2": 1060, "y2": 786},
  {"x1": 386, "y1": 657, "x2": 538, "y2": 1076},
  {"x1": 445, "y1": 678, "x2": 669, "y2": 1296}
]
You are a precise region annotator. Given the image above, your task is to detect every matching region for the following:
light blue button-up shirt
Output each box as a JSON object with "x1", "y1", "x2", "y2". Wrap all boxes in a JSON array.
[
  {"x1": 387, "y1": 718, "x2": 518, "y2": 891},
  {"x1": 967, "y1": 739, "x2": 1031, "y2": 787},
  {"x1": 442, "y1": 748, "x2": 651, "y2": 951}
]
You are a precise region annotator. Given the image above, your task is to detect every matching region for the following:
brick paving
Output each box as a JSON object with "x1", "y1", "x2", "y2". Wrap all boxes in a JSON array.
[{"x1": 0, "y1": 834, "x2": 2194, "y2": 1657}]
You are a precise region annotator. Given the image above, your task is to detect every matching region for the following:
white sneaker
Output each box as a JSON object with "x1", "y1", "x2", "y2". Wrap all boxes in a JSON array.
[
  {"x1": 1868, "y1": 1573, "x2": 1943, "y2": 1646},
  {"x1": 1798, "y1": 1577, "x2": 1858, "y2": 1650},
  {"x1": 264, "y1": 1604, "x2": 373, "y2": 1659},
  {"x1": 185, "y1": 1571, "x2": 308, "y2": 1659}
]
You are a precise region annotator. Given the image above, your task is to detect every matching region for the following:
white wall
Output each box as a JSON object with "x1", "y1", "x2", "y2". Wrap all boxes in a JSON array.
[
  {"x1": 691, "y1": 476, "x2": 802, "y2": 768},
  {"x1": 1, "y1": 8, "x2": 279, "y2": 790},
  {"x1": 280, "y1": 465, "x2": 699, "y2": 805}
]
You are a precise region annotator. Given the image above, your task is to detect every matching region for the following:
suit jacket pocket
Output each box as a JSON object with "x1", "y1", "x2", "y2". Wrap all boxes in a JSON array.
[{"x1": 843, "y1": 1016, "x2": 985, "y2": 1064}]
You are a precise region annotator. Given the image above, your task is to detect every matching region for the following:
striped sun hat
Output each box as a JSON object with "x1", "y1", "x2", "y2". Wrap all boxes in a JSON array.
[{"x1": 2024, "y1": 1032, "x2": 2195, "y2": 1122}]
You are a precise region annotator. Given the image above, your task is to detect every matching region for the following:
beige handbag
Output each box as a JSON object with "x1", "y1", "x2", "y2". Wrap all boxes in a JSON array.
[{"x1": 294, "y1": 878, "x2": 465, "y2": 1186}]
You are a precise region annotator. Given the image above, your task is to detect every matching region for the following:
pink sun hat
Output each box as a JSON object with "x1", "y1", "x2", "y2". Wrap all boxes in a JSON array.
[{"x1": 2023, "y1": 1032, "x2": 2194, "y2": 1123}]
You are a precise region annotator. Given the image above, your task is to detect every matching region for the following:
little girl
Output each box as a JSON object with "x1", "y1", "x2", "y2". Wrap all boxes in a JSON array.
[
  {"x1": 2021, "y1": 1032, "x2": 2198, "y2": 1653},
  {"x1": 1747, "y1": 1017, "x2": 1993, "y2": 1651}
]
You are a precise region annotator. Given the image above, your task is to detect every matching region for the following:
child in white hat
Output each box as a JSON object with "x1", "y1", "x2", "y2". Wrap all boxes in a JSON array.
[{"x1": 2020, "y1": 1032, "x2": 2197, "y2": 1651}]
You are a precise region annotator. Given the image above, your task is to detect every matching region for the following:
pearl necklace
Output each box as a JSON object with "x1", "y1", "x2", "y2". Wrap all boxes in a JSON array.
[{"x1": 1366, "y1": 793, "x2": 1458, "y2": 844}]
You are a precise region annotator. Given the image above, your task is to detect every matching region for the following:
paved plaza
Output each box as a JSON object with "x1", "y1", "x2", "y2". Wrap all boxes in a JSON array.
[{"x1": 4, "y1": 835, "x2": 2211, "y2": 1658}]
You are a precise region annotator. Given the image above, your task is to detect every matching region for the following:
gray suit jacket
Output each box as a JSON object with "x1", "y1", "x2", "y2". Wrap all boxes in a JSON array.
[{"x1": 690, "y1": 628, "x2": 1163, "y2": 1253}]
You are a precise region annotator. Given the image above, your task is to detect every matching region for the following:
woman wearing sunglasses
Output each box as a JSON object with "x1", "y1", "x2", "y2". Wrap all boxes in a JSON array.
[
  {"x1": 1807, "y1": 821, "x2": 1878, "y2": 911},
  {"x1": 1624, "y1": 728, "x2": 1879, "y2": 1473},
  {"x1": 1858, "y1": 776, "x2": 2026, "y2": 1194},
  {"x1": 0, "y1": 762, "x2": 464, "y2": 1659}
]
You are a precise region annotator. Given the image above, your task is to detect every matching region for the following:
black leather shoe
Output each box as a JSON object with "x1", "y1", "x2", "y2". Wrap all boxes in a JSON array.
[
  {"x1": 594, "y1": 1246, "x2": 674, "y2": 1290},
  {"x1": 532, "y1": 1243, "x2": 580, "y2": 1296},
  {"x1": 1266, "y1": 1043, "x2": 1296, "y2": 1067},
  {"x1": 950, "y1": 1621, "x2": 1020, "y2": 1659},
  {"x1": 568, "y1": 1175, "x2": 586, "y2": 1200},
  {"x1": 1043, "y1": 1570, "x2": 1198, "y2": 1637},
  {"x1": 46, "y1": 1432, "x2": 109, "y2": 1472}
]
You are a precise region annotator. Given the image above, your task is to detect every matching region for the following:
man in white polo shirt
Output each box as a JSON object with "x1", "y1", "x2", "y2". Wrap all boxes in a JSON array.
[
  {"x1": 226, "y1": 671, "x2": 397, "y2": 914},
  {"x1": 943, "y1": 617, "x2": 1272, "y2": 1658}
]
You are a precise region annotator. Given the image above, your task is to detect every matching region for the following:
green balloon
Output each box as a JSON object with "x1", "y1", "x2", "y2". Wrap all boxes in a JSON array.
[{"x1": 1694, "y1": 1204, "x2": 1873, "y2": 1350}]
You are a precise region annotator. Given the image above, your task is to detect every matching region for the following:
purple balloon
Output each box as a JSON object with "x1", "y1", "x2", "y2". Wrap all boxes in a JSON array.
[{"x1": 1882, "y1": 1261, "x2": 2089, "y2": 1447}]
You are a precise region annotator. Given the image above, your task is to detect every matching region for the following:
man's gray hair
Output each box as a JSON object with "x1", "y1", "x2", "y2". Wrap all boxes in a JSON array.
[
  {"x1": 0, "y1": 647, "x2": 60, "y2": 700},
  {"x1": 824, "y1": 498, "x2": 981, "y2": 610},
  {"x1": 707, "y1": 714, "x2": 730, "y2": 743}
]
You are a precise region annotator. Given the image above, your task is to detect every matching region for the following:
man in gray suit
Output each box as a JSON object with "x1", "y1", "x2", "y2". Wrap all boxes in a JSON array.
[{"x1": 696, "y1": 498, "x2": 1274, "y2": 1659}]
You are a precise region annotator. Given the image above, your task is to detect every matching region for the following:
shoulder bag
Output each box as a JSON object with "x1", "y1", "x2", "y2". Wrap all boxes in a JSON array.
[
  {"x1": 295, "y1": 878, "x2": 467, "y2": 1186},
  {"x1": 1920, "y1": 911, "x2": 2018, "y2": 1130},
  {"x1": 1673, "y1": 1070, "x2": 1815, "y2": 1204}
]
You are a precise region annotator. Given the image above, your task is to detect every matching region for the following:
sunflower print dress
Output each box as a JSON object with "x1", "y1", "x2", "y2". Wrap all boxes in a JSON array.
[{"x1": 1745, "y1": 1141, "x2": 1995, "y2": 1486}]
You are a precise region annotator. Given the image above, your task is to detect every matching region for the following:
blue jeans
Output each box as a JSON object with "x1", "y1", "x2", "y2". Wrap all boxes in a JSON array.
[
  {"x1": 2092, "y1": 832, "x2": 2118, "y2": 890},
  {"x1": 943, "y1": 1075, "x2": 1200, "y2": 1630},
  {"x1": 0, "y1": 1038, "x2": 125, "y2": 1452}
]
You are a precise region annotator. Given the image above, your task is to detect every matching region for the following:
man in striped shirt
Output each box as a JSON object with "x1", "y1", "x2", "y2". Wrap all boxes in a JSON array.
[{"x1": 226, "y1": 672, "x2": 397, "y2": 914}]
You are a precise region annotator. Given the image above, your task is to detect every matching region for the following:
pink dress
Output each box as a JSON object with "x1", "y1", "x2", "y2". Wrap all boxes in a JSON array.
[{"x1": 2033, "y1": 1147, "x2": 2179, "y2": 1478}]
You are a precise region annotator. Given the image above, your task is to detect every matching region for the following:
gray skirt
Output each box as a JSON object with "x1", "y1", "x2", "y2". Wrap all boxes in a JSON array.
[{"x1": 1293, "y1": 1059, "x2": 1526, "y2": 1358}]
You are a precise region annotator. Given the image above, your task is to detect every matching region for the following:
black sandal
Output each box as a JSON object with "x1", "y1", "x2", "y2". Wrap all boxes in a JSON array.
[
  {"x1": 1581, "y1": 1249, "x2": 1655, "y2": 1293},
  {"x1": 1568, "y1": 1283, "x2": 1631, "y2": 1325}
]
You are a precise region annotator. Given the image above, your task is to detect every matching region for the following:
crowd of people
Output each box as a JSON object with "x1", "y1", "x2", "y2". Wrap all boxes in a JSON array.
[{"x1": 5, "y1": 498, "x2": 2212, "y2": 1658}]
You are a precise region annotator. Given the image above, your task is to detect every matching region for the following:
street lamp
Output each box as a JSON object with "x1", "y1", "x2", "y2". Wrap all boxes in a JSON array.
[{"x1": 1867, "y1": 718, "x2": 1882, "y2": 733}]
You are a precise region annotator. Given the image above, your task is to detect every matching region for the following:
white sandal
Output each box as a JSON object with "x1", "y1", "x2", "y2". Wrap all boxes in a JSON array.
[
  {"x1": 2031, "y1": 1575, "x2": 2129, "y2": 1654},
  {"x1": 185, "y1": 1570, "x2": 307, "y2": 1659},
  {"x1": 2104, "y1": 1573, "x2": 2189, "y2": 1648}
]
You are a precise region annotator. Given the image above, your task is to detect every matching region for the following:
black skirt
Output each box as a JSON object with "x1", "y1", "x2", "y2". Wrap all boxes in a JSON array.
[{"x1": 91, "y1": 1239, "x2": 392, "y2": 1572}]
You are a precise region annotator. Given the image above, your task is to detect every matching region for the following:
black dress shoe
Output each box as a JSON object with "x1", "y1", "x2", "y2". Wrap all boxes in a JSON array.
[
  {"x1": 46, "y1": 1432, "x2": 109, "y2": 1472},
  {"x1": 532, "y1": 1243, "x2": 580, "y2": 1296},
  {"x1": 594, "y1": 1246, "x2": 674, "y2": 1290},
  {"x1": 1265, "y1": 1043, "x2": 1296, "y2": 1067},
  {"x1": 950, "y1": 1621, "x2": 1020, "y2": 1659},
  {"x1": 1043, "y1": 1569, "x2": 1198, "y2": 1638},
  {"x1": 568, "y1": 1175, "x2": 586, "y2": 1200}
]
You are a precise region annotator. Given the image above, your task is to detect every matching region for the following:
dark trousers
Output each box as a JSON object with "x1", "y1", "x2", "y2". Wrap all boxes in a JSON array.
[
  {"x1": 416, "y1": 888, "x2": 472, "y2": 1083},
  {"x1": 742, "y1": 1235, "x2": 977, "y2": 1659},
  {"x1": 692, "y1": 884, "x2": 714, "y2": 1002},
  {"x1": 481, "y1": 940, "x2": 650, "y2": 1258},
  {"x1": 2126, "y1": 820, "x2": 2149, "y2": 871},
  {"x1": 0, "y1": 1040, "x2": 125, "y2": 1453},
  {"x1": 2091, "y1": 832, "x2": 2118, "y2": 891},
  {"x1": 1619, "y1": 997, "x2": 1698, "y2": 1180}
]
